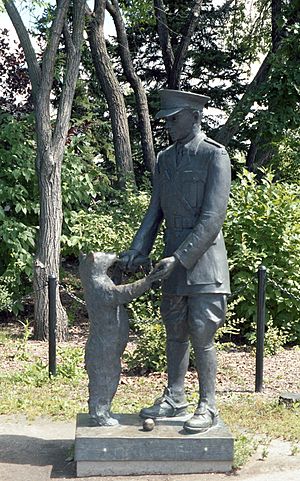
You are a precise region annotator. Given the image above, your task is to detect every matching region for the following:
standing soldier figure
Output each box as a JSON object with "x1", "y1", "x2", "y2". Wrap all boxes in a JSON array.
[{"x1": 120, "y1": 89, "x2": 231, "y2": 433}]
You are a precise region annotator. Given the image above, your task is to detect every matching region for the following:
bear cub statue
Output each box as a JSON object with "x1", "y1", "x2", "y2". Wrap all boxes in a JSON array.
[{"x1": 79, "y1": 252, "x2": 159, "y2": 427}]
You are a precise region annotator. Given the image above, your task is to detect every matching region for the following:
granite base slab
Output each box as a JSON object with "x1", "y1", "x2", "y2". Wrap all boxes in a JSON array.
[{"x1": 75, "y1": 413, "x2": 234, "y2": 477}]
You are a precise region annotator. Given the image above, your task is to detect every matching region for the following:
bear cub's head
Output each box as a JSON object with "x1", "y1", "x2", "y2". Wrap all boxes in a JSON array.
[{"x1": 79, "y1": 252, "x2": 117, "y2": 276}]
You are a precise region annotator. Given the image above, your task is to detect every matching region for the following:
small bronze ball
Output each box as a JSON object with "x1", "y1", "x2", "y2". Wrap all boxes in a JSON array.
[{"x1": 143, "y1": 418, "x2": 155, "y2": 431}]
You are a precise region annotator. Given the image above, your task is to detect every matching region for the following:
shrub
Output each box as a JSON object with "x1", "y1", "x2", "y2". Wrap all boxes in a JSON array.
[
  {"x1": 124, "y1": 321, "x2": 167, "y2": 372},
  {"x1": 62, "y1": 184, "x2": 163, "y2": 257},
  {"x1": 0, "y1": 112, "x2": 109, "y2": 309},
  {"x1": 272, "y1": 129, "x2": 300, "y2": 183},
  {"x1": 0, "y1": 114, "x2": 38, "y2": 307},
  {"x1": 224, "y1": 168, "x2": 300, "y2": 343}
]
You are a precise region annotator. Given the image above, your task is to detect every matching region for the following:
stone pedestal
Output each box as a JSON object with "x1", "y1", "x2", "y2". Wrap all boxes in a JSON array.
[{"x1": 75, "y1": 413, "x2": 234, "y2": 477}]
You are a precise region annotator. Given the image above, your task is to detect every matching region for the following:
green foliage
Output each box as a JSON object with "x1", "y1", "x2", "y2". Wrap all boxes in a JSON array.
[
  {"x1": 120, "y1": 0, "x2": 156, "y2": 27},
  {"x1": 233, "y1": 434, "x2": 258, "y2": 470},
  {"x1": 0, "y1": 112, "x2": 110, "y2": 309},
  {"x1": 62, "y1": 184, "x2": 163, "y2": 255},
  {"x1": 262, "y1": 8, "x2": 300, "y2": 137},
  {"x1": 10, "y1": 345, "x2": 84, "y2": 387},
  {"x1": 56, "y1": 346, "x2": 84, "y2": 380},
  {"x1": 11, "y1": 357, "x2": 49, "y2": 387},
  {"x1": 224, "y1": 168, "x2": 300, "y2": 343},
  {"x1": 0, "y1": 113, "x2": 38, "y2": 307},
  {"x1": 246, "y1": 317, "x2": 288, "y2": 356},
  {"x1": 272, "y1": 129, "x2": 300, "y2": 182},
  {"x1": 125, "y1": 322, "x2": 167, "y2": 373},
  {"x1": 242, "y1": 2, "x2": 300, "y2": 167},
  {"x1": 15, "y1": 318, "x2": 33, "y2": 360},
  {"x1": 0, "y1": 276, "x2": 14, "y2": 311},
  {"x1": 128, "y1": 287, "x2": 161, "y2": 322}
]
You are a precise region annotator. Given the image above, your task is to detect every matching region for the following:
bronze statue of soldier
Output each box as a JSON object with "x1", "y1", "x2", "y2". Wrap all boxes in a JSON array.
[{"x1": 120, "y1": 89, "x2": 231, "y2": 433}]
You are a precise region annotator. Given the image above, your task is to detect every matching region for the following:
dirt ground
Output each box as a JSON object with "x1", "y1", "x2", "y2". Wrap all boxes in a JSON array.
[{"x1": 1, "y1": 320, "x2": 300, "y2": 398}]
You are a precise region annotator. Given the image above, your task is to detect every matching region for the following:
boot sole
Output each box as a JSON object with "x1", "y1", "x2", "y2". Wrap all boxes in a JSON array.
[
  {"x1": 183, "y1": 416, "x2": 219, "y2": 434},
  {"x1": 139, "y1": 409, "x2": 188, "y2": 420}
]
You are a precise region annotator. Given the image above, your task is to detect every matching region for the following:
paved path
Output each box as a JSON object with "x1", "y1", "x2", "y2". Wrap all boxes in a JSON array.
[{"x1": 0, "y1": 415, "x2": 299, "y2": 481}]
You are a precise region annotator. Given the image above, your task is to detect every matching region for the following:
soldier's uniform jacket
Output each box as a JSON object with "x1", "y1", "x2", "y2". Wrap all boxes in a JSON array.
[{"x1": 131, "y1": 130, "x2": 231, "y2": 295}]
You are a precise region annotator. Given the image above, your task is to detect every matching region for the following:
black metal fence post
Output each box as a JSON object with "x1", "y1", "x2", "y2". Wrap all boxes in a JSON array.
[
  {"x1": 48, "y1": 274, "x2": 57, "y2": 377},
  {"x1": 255, "y1": 265, "x2": 267, "y2": 392}
]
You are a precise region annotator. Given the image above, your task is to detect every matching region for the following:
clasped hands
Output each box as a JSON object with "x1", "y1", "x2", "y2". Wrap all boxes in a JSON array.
[{"x1": 118, "y1": 250, "x2": 178, "y2": 283}]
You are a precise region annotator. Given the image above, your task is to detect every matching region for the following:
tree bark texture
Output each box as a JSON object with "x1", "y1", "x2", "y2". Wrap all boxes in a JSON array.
[
  {"x1": 153, "y1": 0, "x2": 174, "y2": 87},
  {"x1": 87, "y1": 0, "x2": 134, "y2": 187},
  {"x1": 6, "y1": 0, "x2": 86, "y2": 340},
  {"x1": 107, "y1": 0, "x2": 156, "y2": 176},
  {"x1": 33, "y1": 150, "x2": 67, "y2": 340}
]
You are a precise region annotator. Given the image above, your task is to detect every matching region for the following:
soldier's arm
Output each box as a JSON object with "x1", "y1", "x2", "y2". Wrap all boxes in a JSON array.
[
  {"x1": 174, "y1": 148, "x2": 231, "y2": 270},
  {"x1": 130, "y1": 155, "x2": 164, "y2": 256}
]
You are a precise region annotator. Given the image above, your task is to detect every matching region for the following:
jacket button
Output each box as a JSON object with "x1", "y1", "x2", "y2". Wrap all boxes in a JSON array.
[
  {"x1": 183, "y1": 249, "x2": 188, "y2": 253},
  {"x1": 188, "y1": 242, "x2": 193, "y2": 247}
]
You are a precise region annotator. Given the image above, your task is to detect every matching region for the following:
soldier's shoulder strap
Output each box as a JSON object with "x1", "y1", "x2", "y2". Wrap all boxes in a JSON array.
[
  {"x1": 158, "y1": 144, "x2": 174, "y2": 159},
  {"x1": 204, "y1": 137, "x2": 225, "y2": 149}
]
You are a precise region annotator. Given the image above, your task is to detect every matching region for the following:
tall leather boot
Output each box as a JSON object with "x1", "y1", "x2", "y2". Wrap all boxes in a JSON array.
[
  {"x1": 139, "y1": 340, "x2": 189, "y2": 418},
  {"x1": 184, "y1": 346, "x2": 219, "y2": 433}
]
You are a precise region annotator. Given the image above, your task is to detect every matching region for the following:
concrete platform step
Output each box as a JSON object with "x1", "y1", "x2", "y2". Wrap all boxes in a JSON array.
[{"x1": 74, "y1": 413, "x2": 234, "y2": 477}]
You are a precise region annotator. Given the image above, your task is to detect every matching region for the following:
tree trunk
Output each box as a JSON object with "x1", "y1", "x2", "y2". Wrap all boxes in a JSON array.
[
  {"x1": 153, "y1": 0, "x2": 174, "y2": 87},
  {"x1": 134, "y1": 86, "x2": 156, "y2": 175},
  {"x1": 33, "y1": 147, "x2": 67, "y2": 340},
  {"x1": 6, "y1": 0, "x2": 86, "y2": 340},
  {"x1": 87, "y1": 1, "x2": 134, "y2": 187},
  {"x1": 244, "y1": 0, "x2": 283, "y2": 171},
  {"x1": 169, "y1": 0, "x2": 203, "y2": 90},
  {"x1": 107, "y1": 0, "x2": 155, "y2": 176},
  {"x1": 272, "y1": 0, "x2": 283, "y2": 51},
  {"x1": 215, "y1": 0, "x2": 299, "y2": 147},
  {"x1": 246, "y1": 137, "x2": 277, "y2": 173},
  {"x1": 214, "y1": 53, "x2": 271, "y2": 146},
  {"x1": 154, "y1": 0, "x2": 203, "y2": 90}
]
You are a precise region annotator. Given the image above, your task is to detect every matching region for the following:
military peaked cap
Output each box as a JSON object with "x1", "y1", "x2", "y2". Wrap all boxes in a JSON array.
[{"x1": 155, "y1": 89, "x2": 210, "y2": 119}]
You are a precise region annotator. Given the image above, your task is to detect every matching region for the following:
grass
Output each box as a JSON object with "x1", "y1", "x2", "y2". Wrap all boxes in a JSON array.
[
  {"x1": 1, "y1": 327, "x2": 300, "y2": 469},
  {"x1": 232, "y1": 434, "x2": 259, "y2": 469},
  {"x1": 220, "y1": 394, "x2": 300, "y2": 441},
  {"x1": 0, "y1": 345, "x2": 87, "y2": 420},
  {"x1": 0, "y1": 347, "x2": 300, "y2": 441}
]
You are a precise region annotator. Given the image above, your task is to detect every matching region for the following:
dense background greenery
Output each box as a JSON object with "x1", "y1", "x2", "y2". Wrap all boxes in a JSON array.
[
  {"x1": 1, "y1": 1, "x2": 300, "y2": 365},
  {"x1": 1, "y1": 110, "x2": 299, "y2": 355}
]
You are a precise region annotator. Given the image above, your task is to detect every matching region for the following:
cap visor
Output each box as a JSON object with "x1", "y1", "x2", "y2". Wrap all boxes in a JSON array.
[{"x1": 155, "y1": 107, "x2": 185, "y2": 119}]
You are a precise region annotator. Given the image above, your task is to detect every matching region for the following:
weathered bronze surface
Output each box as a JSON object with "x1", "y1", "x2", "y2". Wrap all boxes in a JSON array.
[{"x1": 120, "y1": 89, "x2": 231, "y2": 433}]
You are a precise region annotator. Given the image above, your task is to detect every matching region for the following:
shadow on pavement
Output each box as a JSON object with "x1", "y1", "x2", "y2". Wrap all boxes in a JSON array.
[{"x1": 0, "y1": 434, "x2": 76, "y2": 478}]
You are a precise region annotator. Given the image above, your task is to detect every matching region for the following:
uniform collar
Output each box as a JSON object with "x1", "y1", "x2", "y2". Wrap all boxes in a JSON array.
[{"x1": 176, "y1": 130, "x2": 206, "y2": 154}]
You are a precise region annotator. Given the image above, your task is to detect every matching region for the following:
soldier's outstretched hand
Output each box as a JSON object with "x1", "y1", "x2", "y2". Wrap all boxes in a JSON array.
[
  {"x1": 118, "y1": 250, "x2": 152, "y2": 273},
  {"x1": 150, "y1": 256, "x2": 178, "y2": 281}
]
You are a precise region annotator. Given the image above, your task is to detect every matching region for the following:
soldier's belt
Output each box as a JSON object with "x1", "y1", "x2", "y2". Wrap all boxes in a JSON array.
[{"x1": 166, "y1": 215, "x2": 195, "y2": 230}]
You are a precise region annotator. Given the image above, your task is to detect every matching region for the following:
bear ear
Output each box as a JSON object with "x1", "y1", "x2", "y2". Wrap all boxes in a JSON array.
[
  {"x1": 87, "y1": 252, "x2": 95, "y2": 262},
  {"x1": 79, "y1": 252, "x2": 86, "y2": 261}
]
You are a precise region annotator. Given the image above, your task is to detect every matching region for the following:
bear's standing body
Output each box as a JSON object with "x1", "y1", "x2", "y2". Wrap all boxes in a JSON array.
[{"x1": 79, "y1": 252, "x2": 151, "y2": 426}]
